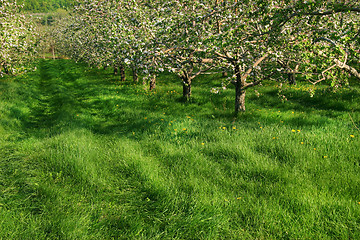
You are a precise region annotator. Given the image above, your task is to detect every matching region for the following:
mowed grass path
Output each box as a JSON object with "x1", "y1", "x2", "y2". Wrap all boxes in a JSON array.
[{"x1": 0, "y1": 59, "x2": 360, "y2": 239}]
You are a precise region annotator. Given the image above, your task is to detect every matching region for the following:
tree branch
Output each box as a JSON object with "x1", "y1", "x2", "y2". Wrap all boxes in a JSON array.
[
  {"x1": 242, "y1": 53, "x2": 269, "y2": 81},
  {"x1": 214, "y1": 51, "x2": 234, "y2": 62}
]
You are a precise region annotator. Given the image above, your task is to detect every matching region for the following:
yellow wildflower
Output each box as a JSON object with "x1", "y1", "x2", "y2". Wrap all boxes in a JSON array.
[
  {"x1": 292, "y1": 129, "x2": 296, "y2": 132},
  {"x1": 201, "y1": 143, "x2": 205, "y2": 146},
  {"x1": 350, "y1": 135, "x2": 355, "y2": 138}
]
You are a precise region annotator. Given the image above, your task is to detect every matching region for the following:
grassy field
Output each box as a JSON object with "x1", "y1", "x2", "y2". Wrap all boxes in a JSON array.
[{"x1": 0, "y1": 59, "x2": 359, "y2": 239}]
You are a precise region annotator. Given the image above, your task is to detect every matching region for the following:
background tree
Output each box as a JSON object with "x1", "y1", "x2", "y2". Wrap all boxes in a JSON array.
[{"x1": 0, "y1": 0, "x2": 37, "y2": 77}]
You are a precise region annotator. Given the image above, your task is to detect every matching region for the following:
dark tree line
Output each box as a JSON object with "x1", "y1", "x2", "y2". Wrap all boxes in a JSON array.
[{"x1": 17, "y1": 0, "x2": 76, "y2": 12}]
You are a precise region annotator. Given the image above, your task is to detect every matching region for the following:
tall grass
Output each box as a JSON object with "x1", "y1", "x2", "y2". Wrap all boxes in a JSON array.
[{"x1": 0, "y1": 59, "x2": 359, "y2": 239}]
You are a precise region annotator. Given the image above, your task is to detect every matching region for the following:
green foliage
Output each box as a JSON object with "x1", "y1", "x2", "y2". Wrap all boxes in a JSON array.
[
  {"x1": 17, "y1": 0, "x2": 76, "y2": 12},
  {"x1": 1, "y1": 59, "x2": 359, "y2": 239}
]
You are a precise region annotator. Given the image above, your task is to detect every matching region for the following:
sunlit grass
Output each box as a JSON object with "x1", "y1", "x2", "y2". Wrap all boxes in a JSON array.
[{"x1": 0, "y1": 59, "x2": 359, "y2": 239}]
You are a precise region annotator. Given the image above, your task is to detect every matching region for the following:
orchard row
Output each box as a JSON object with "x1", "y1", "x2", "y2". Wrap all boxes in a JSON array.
[{"x1": 2, "y1": 0, "x2": 360, "y2": 112}]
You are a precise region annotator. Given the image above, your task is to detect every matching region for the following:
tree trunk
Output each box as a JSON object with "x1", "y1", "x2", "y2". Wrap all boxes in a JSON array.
[
  {"x1": 132, "y1": 65, "x2": 138, "y2": 82},
  {"x1": 233, "y1": 64, "x2": 246, "y2": 113},
  {"x1": 234, "y1": 81, "x2": 246, "y2": 113},
  {"x1": 52, "y1": 45, "x2": 55, "y2": 59},
  {"x1": 3, "y1": 64, "x2": 9, "y2": 75},
  {"x1": 119, "y1": 64, "x2": 125, "y2": 81},
  {"x1": 149, "y1": 75, "x2": 156, "y2": 90},
  {"x1": 182, "y1": 77, "x2": 192, "y2": 101},
  {"x1": 288, "y1": 72, "x2": 296, "y2": 85}
]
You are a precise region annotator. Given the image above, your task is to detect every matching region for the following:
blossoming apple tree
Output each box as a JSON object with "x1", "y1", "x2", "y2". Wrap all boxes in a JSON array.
[
  {"x1": 53, "y1": 0, "x2": 359, "y2": 113},
  {"x1": 0, "y1": 0, "x2": 37, "y2": 77}
]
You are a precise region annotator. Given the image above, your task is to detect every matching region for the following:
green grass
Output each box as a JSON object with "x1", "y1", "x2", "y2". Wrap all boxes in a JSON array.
[{"x1": 1, "y1": 59, "x2": 359, "y2": 239}]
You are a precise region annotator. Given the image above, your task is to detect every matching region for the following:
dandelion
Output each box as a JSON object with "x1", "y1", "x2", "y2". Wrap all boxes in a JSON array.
[
  {"x1": 301, "y1": 142, "x2": 304, "y2": 144},
  {"x1": 350, "y1": 135, "x2": 355, "y2": 138},
  {"x1": 161, "y1": 119, "x2": 164, "y2": 121},
  {"x1": 292, "y1": 129, "x2": 296, "y2": 132},
  {"x1": 314, "y1": 148, "x2": 316, "y2": 150},
  {"x1": 232, "y1": 126, "x2": 236, "y2": 130},
  {"x1": 272, "y1": 137, "x2": 276, "y2": 140},
  {"x1": 144, "y1": 117, "x2": 147, "y2": 120},
  {"x1": 260, "y1": 127, "x2": 263, "y2": 129},
  {"x1": 237, "y1": 197, "x2": 242, "y2": 200},
  {"x1": 222, "y1": 127, "x2": 226, "y2": 130},
  {"x1": 201, "y1": 143, "x2": 205, "y2": 146},
  {"x1": 186, "y1": 116, "x2": 191, "y2": 118},
  {"x1": 323, "y1": 156, "x2": 327, "y2": 158},
  {"x1": 297, "y1": 130, "x2": 300, "y2": 133},
  {"x1": 292, "y1": 112, "x2": 294, "y2": 114},
  {"x1": 183, "y1": 128, "x2": 187, "y2": 131},
  {"x1": 174, "y1": 129, "x2": 177, "y2": 131}
]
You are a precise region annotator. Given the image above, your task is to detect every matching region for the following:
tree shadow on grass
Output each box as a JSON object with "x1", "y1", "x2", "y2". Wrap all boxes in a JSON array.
[
  {"x1": 22, "y1": 60, "x2": 156, "y2": 137},
  {"x1": 21, "y1": 59, "x2": 360, "y2": 139},
  {"x1": 26, "y1": 60, "x2": 80, "y2": 129}
]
